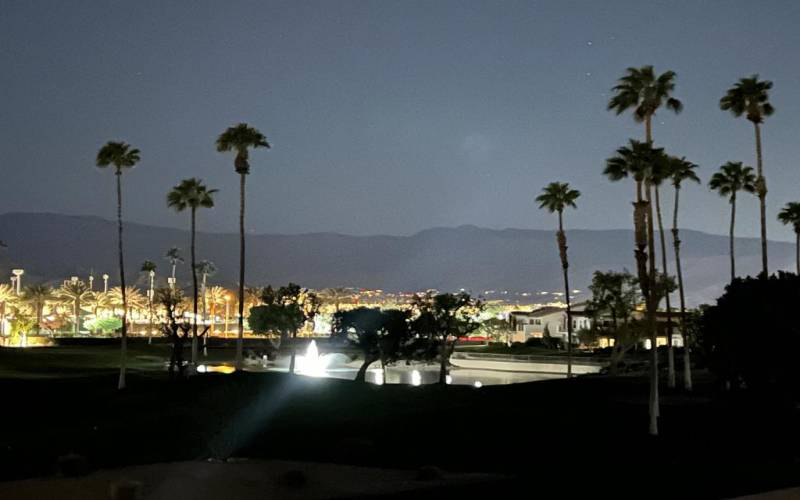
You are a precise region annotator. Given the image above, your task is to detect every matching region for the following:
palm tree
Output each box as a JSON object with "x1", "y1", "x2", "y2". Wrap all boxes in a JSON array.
[
  {"x1": 164, "y1": 247, "x2": 183, "y2": 287},
  {"x1": 604, "y1": 139, "x2": 665, "y2": 435},
  {"x1": 720, "y1": 76, "x2": 774, "y2": 276},
  {"x1": 109, "y1": 286, "x2": 147, "y2": 326},
  {"x1": 648, "y1": 153, "x2": 682, "y2": 388},
  {"x1": 709, "y1": 162, "x2": 757, "y2": 282},
  {"x1": 167, "y1": 178, "x2": 218, "y2": 366},
  {"x1": 22, "y1": 285, "x2": 54, "y2": 336},
  {"x1": 608, "y1": 65, "x2": 682, "y2": 143},
  {"x1": 85, "y1": 291, "x2": 112, "y2": 333},
  {"x1": 535, "y1": 182, "x2": 580, "y2": 378},
  {"x1": 320, "y1": 287, "x2": 352, "y2": 313},
  {"x1": 0, "y1": 284, "x2": 17, "y2": 336},
  {"x1": 206, "y1": 286, "x2": 228, "y2": 335},
  {"x1": 608, "y1": 66, "x2": 681, "y2": 436},
  {"x1": 196, "y1": 260, "x2": 216, "y2": 355},
  {"x1": 58, "y1": 280, "x2": 92, "y2": 335},
  {"x1": 667, "y1": 156, "x2": 700, "y2": 391},
  {"x1": 141, "y1": 260, "x2": 157, "y2": 343},
  {"x1": 96, "y1": 140, "x2": 139, "y2": 390},
  {"x1": 216, "y1": 123, "x2": 271, "y2": 370},
  {"x1": 778, "y1": 203, "x2": 800, "y2": 274}
]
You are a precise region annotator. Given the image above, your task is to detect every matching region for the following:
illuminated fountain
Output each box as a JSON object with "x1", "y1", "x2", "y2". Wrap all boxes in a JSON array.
[{"x1": 295, "y1": 340, "x2": 328, "y2": 377}]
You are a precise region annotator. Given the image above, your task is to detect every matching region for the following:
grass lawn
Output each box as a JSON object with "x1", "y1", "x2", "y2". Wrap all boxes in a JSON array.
[{"x1": 0, "y1": 343, "x2": 798, "y2": 498}]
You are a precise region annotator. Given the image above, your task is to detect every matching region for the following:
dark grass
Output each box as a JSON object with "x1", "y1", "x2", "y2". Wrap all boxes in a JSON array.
[{"x1": 0, "y1": 344, "x2": 798, "y2": 499}]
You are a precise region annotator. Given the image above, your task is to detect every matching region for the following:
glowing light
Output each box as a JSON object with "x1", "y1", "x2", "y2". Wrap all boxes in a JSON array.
[
  {"x1": 196, "y1": 364, "x2": 235, "y2": 374},
  {"x1": 445, "y1": 375, "x2": 452, "y2": 385},
  {"x1": 295, "y1": 340, "x2": 328, "y2": 377},
  {"x1": 473, "y1": 380, "x2": 483, "y2": 388},
  {"x1": 411, "y1": 369, "x2": 422, "y2": 386},
  {"x1": 374, "y1": 369, "x2": 384, "y2": 385}
]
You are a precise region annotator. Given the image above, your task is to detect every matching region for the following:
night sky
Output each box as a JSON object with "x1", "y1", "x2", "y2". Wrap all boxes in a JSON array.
[{"x1": 2, "y1": 1, "x2": 800, "y2": 239}]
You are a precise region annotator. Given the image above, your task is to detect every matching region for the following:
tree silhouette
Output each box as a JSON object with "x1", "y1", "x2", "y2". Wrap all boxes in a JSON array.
[
  {"x1": 96, "y1": 140, "x2": 139, "y2": 390},
  {"x1": 720, "y1": 75, "x2": 774, "y2": 276},
  {"x1": 167, "y1": 178, "x2": 217, "y2": 365},
  {"x1": 709, "y1": 162, "x2": 757, "y2": 282},
  {"x1": 667, "y1": 155, "x2": 700, "y2": 390},
  {"x1": 536, "y1": 181, "x2": 580, "y2": 377},
  {"x1": 778, "y1": 202, "x2": 800, "y2": 274},
  {"x1": 216, "y1": 123, "x2": 270, "y2": 370}
]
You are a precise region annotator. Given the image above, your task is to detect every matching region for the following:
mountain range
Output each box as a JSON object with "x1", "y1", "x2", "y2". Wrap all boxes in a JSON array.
[{"x1": 0, "y1": 212, "x2": 794, "y2": 305}]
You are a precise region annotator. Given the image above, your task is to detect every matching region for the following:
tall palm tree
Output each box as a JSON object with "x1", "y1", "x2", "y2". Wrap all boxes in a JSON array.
[
  {"x1": 216, "y1": 123, "x2": 270, "y2": 370},
  {"x1": 535, "y1": 182, "x2": 580, "y2": 378},
  {"x1": 778, "y1": 202, "x2": 800, "y2": 274},
  {"x1": 667, "y1": 156, "x2": 700, "y2": 391},
  {"x1": 648, "y1": 153, "x2": 682, "y2": 388},
  {"x1": 58, "y1": 280, "x2": 92, "y2": 335},
  {"x1": 141, "y1": 260, "x2": 157, "y2": 343},
  {"x1": 206, "y1": 286, "x2": 228, "y2": 335},
  {"x1": 196, "y1": 259, "x2": 217, "y2": 355},
  {"x1": 608, "y1": 66, "x2": 681, "y2": 436},
  {"x1": 22, "y1": 285, "x2": 54, "y2": 336},
  {"x1": 604, "y1": 139, "x2": 665, "y2": 435},
  {"x1": 0, "y1": 284, "x2": 17, "y2": 336},
  {"x1": 709, "y1": 162, "x2": 757, "y2": 282},
  {"x1": 608, "y1": 65, "x2": 682, "y2": 144},
  {"x1": 720, "y1": 76, "x2": 774, "y2": 277},
  {"x1": 167, "y1": 178, "x2": 218, "y2": 365},
  {"x1": 97, "y1": 140, "x2": 139, "y2": 390},
  {"x1": 164, "y1": 247, "x2": 183, "y2": 287}
]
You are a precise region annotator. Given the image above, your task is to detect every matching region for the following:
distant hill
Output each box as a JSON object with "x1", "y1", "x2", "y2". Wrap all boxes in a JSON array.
[{"x1": 0, "y1": 212, "x2": 793, "y2": 305}]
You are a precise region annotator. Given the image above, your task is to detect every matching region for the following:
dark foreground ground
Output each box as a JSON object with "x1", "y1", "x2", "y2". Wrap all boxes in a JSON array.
[{"x1": 0, "y1": 343, "x2": 798, "y2": 499}]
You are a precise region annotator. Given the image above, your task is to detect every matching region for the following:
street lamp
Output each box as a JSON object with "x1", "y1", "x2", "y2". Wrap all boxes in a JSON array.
[
  {"x1": 102, "y1": 274, "x2": 109, "y2": 293},
  {"x1": 11, "y1": 269, "x2": 23, "y2": 294},
  {"x1": 88, "y1": 274, "x2": 94, "y2": 290}
]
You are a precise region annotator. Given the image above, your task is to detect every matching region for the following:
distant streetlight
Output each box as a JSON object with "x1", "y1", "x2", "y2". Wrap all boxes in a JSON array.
[
  {"x1": 11, "y1": 269, "x2": 24, "y2": 294},
  {"x1": 88, "y1": 274, "x2": 94, "y2": 290},
  {"x1": 102, "y1": 274, "x2": 109, "y2": 293}
]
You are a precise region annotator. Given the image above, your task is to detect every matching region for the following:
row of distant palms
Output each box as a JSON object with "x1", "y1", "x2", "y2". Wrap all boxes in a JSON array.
[
  {"x1": 537, "y1": 66, "x2": 785, "y2": 436},
  {"x1": 97, "y1": 123, "x2": 269, "y2": 389}
]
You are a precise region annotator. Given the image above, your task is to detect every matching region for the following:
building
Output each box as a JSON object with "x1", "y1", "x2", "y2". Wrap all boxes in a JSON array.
[{"x1": 508, "y1": 304, "x2": 591, "y2": 343}]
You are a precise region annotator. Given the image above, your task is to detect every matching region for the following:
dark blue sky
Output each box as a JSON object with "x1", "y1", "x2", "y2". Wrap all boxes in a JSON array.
[{"x1": 2, "y1": 1, "x2": 799, "y2": 239}]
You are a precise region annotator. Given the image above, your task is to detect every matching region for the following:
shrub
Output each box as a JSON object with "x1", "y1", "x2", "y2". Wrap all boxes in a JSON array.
[{"x1": 700, "y1": 272, "x2": 800, "y2": 395}]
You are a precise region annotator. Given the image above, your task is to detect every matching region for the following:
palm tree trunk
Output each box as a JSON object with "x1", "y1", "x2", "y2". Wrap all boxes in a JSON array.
[
  {"x1": 796, "y1": 232, "x2": 799, "y2": 275},
  {"x1": 236, "y1": 173, "x2": 246, "y2": 370},
  {"x1": 557, "y1": 211, "x2": 573, "y2": 379},
  {"x1": 644, "y1": 115, "x2": 659, "y2": 435},
  {"x1": 148, "y1": 273, "x2": 154, "y2": 345},
  {"x1": 36, "y1": 305, "x2": 42, "y2": 336},
  {"x1": 190, "y1": 207, "x2": 199, "y2": 366},
  {"x1": 645, "y1": 181, "x2": 659, "y2": 435},
  {"x1": 754, "y1": 122, "x2": 768, "y2": 277},
  {"x1": 672, "y1": 187, "x2": 692, "y2": 391},
  {"x1": 116, "y1": 171, "x2": 128, "y2": 390},
  {"x1": 730, "y1": 196, "x2": 737, "y2": 283},
  {"x1": 201, "y1": 273, "x2": 208, "y2": 356},
  {"x1": 655, "y1": 186, "x2": 675, "y2": 389}
]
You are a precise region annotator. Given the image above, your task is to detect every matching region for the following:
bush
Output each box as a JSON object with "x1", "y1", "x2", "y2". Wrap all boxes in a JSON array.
[{"x1": 700, "y1": 272, "x2": 800, "y2": 396}]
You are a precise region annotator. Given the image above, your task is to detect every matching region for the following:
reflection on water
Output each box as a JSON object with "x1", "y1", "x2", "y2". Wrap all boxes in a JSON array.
[{"x1": 197, "y1": 364, "x2": 236, "y2": 374}]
